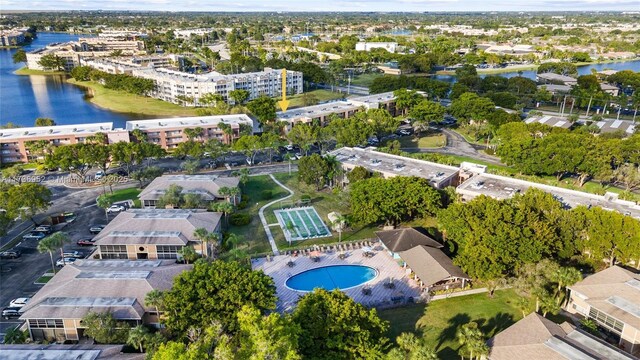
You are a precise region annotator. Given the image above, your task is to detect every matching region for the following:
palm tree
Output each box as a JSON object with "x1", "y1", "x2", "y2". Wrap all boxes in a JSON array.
[
  {"x1": 37, "y1": 232, "x2": 70, "y2": 274},
  {"x1": 551, "y1": 266, "x2": 582, "y2": 305},
  {"x1": 97, "y1": 196, "x2": 111, "y2": 222},
  {"x1": 178, "y1": 246, "x2": 198, "y2": 264},
  {"x1": 218, "y1": 186, "x2": 239, "y2": 206},
  {"x1": 127, "y1": 325, "x2": 149, "y2": 353},
  {"x1": 192, "y1": 227, "x2": 220, "y2": 259},
  {"x1": 144, "y1": 289, "x2": 164, "y2": 321},
  {"x1": 456, "y1": 321, "x2": 485, "y2": 360},
  {"x1": 211, "y1": 201, "x2": 234, "y2": 228},
  {"x1": 330, "y1": 214, "x2": 347, "y2": 242}
]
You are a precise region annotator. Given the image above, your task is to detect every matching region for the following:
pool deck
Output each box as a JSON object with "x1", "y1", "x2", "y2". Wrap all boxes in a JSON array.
[{"x1": 252, "y1": 246, "x2": 422, "y2": 312}]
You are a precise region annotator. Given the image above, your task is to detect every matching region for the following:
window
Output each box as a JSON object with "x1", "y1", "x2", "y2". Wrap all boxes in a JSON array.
[
  {"x1": 100, "y1": 245, "x2": 128, "y2": 259},
  {"x1": 156, "y1": 245, "x2": 182, "y2": 259},
  {"x1": 29, "y1": 319, "x2": 64, "y2": 328},
  {"x1": 589, "y1": 307, "x2": 624, "y2": 333}
]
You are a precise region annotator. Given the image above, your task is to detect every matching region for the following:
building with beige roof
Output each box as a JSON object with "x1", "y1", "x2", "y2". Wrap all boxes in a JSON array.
[
  {"x1": 19, "y1": 260, "x2": 190, "y2": 342},
  {"x1": 566, "y1": 266, "x2": 640, "y2": 356},
  {"x1": 400, "y1": 245, "x2": 469, "y2": 292},
  {"x1": 138, "y1": 174, "x2": 240, "y2": 209},
  {"x1": 93, "y1": 209, "x2": 222, "y2": 259},
  {"x1": 487, "y1": 312, "x2": 635, "y2": 360}
]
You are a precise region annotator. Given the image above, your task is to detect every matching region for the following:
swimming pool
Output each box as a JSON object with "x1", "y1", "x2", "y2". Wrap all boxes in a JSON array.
[{"x1": 285, "y1": 265, "x2": 378, "y2": 292}]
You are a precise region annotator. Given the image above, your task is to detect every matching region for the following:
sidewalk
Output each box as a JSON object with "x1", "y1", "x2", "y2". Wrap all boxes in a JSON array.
[{"x1": 258, "y1": 174, "x2": 294, "y2": 256}]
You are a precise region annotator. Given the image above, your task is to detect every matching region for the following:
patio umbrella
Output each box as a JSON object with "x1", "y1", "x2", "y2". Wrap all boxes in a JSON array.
[{"x1": 309, "y1": 250, "x2": 321, "y2": 258}]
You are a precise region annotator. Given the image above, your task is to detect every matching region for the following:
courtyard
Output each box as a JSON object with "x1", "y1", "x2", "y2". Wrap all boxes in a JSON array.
[{"x1": 253, "y1": 240, "x2": 422, "y2": 312}]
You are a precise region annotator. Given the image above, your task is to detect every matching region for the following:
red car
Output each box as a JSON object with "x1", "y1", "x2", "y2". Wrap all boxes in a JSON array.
[{"x1": 77, "y1": 239, "x2": 96, "y2": 246}]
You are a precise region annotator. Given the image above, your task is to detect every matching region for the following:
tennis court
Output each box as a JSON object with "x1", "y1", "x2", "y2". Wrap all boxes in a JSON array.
[{"x1": 274, "y1": 206, "x2": 332, "y2": 242}]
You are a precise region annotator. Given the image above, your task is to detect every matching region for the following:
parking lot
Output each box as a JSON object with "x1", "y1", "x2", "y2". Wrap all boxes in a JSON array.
[{"x1": 0, "y1": 194, "x2": 118, "y2": 338}]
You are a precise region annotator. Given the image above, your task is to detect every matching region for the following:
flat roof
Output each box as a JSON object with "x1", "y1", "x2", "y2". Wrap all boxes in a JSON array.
[
  {"x1": 524, "y1": 115, "x2": 573, "y2": 129},
  {"x1": 349, "y1": 91, "x2": 397, "y2": 105},
  {"x1": 125, "y1": 114, "x2": 255, "y2": 131},
  {"x1": 0, "y1": 123, "x2": 114, "y2": 141},
  {"x1": 457, "y1": 173, "x2": 640, "y2": 219},
  {"x1": 277, "y1": 101, "x2": 357, "y2": 121},
  {"x1": 330, "y1": 147, "x2": 459, "y2": 188},
  {"x1": 537, "y1": 73, "x2": 578, "y2": 82}
]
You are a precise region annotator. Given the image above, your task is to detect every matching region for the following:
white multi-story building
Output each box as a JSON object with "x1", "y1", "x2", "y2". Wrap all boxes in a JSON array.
[
  {"x1": 355, "y1": 42, "x2": 398, "y2": 53},
  {"x1": 0, "y1": 28, "x2": 28, "y2": 46},
  {"x1": 131, "y1": 67, "x2": 303, "y2": 105}
]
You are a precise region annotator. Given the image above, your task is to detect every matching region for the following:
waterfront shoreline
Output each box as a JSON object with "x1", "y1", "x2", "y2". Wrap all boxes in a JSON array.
[
  {"x1": 66, "y1": 79, "x2": 198, "y2": 118},
  {"x1": 14, "y1": 66, "x2": 66, "y2": 75}
]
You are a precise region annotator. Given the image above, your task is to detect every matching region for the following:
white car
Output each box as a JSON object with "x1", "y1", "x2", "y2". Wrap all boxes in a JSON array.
[
  {"x1": 9, "y1": 297, "x2": 30, "y2": 308},
  {"x1": 95, "y1": 171, "x2": 105, "y2": 180},
  {"x1": 106, "y1": 204, "x2": 126, "y2": 214},
  {"x1": 56, "y1": 257, "x2": 77, "y2": 267}
]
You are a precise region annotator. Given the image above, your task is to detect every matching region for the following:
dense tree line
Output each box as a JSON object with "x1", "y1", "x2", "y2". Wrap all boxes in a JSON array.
[
  {"x1": 496, "y1": 122, "x2": 640, "y2": 187},
  {"x1": 71, "y1": 66, "x2": 155, "y2": 96},
  {"x1": 439, "y1": 189, "x2": 640, "y2": 282},
  {"x1": 0, "y1": 182, "x2": 52, "y2": 236}
]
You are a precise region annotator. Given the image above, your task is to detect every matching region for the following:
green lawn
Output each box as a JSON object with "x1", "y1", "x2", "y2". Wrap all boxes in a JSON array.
[
  {"x1": 227, "y1": 175, "x2": 289, "y2": 254},
  {"x1": 14, "y1": 66, "x2": 66, "y2": 76},
  {"x1": 379, "y1": 289, "x2": 525, "y2": 359},
  {"x1": 98, "y1": 187, "x2": 142, "y2": 207},
  {"x1": 287, "y1": 89, "x2": 346, "y2": 109},
  {"x1": 35, "y1": 275, "x2": 54, "y2": 284},
  {"x1": 396, "y1": 134, "x2": 446, "y2": 149},
  {"x1": 67, "y1": 79, "x2": 198, "y2": 117},
  {"x1": 349, "y1": 73, "x2": 383, "y2": 87}
]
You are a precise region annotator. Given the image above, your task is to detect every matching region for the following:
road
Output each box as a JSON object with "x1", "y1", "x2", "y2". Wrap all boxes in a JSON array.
[{"x1": 402, "y1": 128, "x2": 504, "y2": 166}]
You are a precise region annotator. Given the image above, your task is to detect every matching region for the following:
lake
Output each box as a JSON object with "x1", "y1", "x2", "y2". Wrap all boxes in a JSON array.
[{"x1": 0, "y1": 32, "x2": 132, "y2": 128}]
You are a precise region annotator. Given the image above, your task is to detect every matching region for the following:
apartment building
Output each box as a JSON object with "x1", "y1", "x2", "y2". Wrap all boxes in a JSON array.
[
  {"x1": 125, "y1": 114, "x2": 257, "y2": 148},
  {"x1": 0, "y1": 28, "x2": 27, "y2": 46},
  {"x1": 139, "y1": 175, "x2": 240, "y2": 209},
  {"x1": 355, "y1": 42, "x2": 398, "y2": 53},
  {"x1": 19, "y1": 259, "x2": 190, "y2": 342},
  {"x1": 26, "y1": 40, "x2": 147, "y2": 71},
  {"x1": 566, "y1": 266, "x2": 640, "y2": 357},
  {"x1": 275, "y1": 91, "x2": 400, "y2": 130},
  {"x1": 82, "y1": 55, "x2": 179, "y2": 75},
  {"x1": 0, "y1": 123, "x2": 128, "y2": 164},
  {"x1": 130, "y1": 67, "x2": 303, "y2": 105},
  {"x1": 94, "y1": 209, "x2": 222, "y2": 260}
]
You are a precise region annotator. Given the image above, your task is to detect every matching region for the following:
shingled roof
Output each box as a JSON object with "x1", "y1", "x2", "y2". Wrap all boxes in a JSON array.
[
  {"x1": 375, "y1": 228, "x2": 443, "y2": 253},
  {"x1": 399, "y1": 245, "x2": 468, "y2": 287},
  {"x1": 488, "y1": 313, "x2": 635, "y2": 360}
]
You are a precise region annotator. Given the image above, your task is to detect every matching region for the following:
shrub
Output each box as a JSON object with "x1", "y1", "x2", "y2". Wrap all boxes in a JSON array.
[{"x1": 230, "y1": 213, "x2": 251, "y2": 226}]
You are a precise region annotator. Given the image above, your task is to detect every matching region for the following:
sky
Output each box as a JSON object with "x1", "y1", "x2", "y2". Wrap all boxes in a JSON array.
[{"x1": 2, "y1": 0, "x2": 640, "y2": 12}]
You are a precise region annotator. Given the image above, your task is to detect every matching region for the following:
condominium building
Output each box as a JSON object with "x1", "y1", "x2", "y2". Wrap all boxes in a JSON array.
[
  {"x1": 125, "y1": 114, "x2": 257, "y2": 148},
  {"x1": 19, "y1": 259, "x2": 190, "y2": 342},
  {"x1": 139, "y1": 175, "x2": 240, "y2": 209},
  {"x1": 355, "y1": 42, "x2": 398, "y2": 53},
  {"x1": 82, "y1": 55, "x2": 178, "y2": 75},
  {"x1": 566, "y1": 266, "x2": 640, "y2": 357},
  {"x1": 0, "y1": 28, "x2": 28, "y2": 46},
  {"x1": 0, "y1": 123, "x2": 129, "y2": 164},
  {"x1": 130, "y1": 67, "x2": 303, "y2": 105},
  {"x1": 26, "y1": 40, "x2": 147, "y2": 71},
  {"x1": 275, "y1": 91, "x2": 401, "y2": 130},
  {"x1": 93, "y1": 209, "x2": 222, "y2": 260}
]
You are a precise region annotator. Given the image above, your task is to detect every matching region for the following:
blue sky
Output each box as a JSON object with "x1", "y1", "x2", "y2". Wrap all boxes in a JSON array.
[{"x1": 2, "y1": 0, "x2": 639, "y2": 12}]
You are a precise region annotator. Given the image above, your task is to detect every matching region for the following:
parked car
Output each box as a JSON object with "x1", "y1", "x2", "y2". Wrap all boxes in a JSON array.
[
  {"x1": 89, "y1": 225, "x2": 106, "y2": 234},
  {"x1": 34, "y1": 225, "x2": 52, "y2": 234},
  {"x1": 116, "y1": 170, "x2": 128, "y2": 176},
  {"x1": 0, "y1": 249, "x2": 22, "y2": 259},
  {"x1": 245, "y1": 157, "x2": 254, "y2": 166},
  {"x1": 77, "y1": 238, "x2": 97, "y2": 246},
  {"x1": 106, "y1": 204, "x2": 126, "y2": 214},
  {"x1": 62, "y1": 251, "x2": 84, "y2": 259},
  {"x1": 9, "y1": 297, "x2": 30, "y2": 308},
  {"x1": 2, "y1": 307, "x2": 22, "y2": 320},
  {"x1": 56, "y1": 257, "x2": 77, "y2": 267},
  {"x1": 95, "y1": 171, "x2": 105, "y2": 180},
  {"x1": 271, "y1": 154, "x2": 283, "y2": 162},
  {"x1": 285, "y1": 144, "x2": 294, "y2": 151},
  {"x1": 23, "y1": 231, "x2": 46, "y2": 241}
]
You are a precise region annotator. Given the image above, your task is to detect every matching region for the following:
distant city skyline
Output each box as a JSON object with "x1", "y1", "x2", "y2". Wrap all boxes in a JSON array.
[{"x1": 2, "y1": 0, "x2": 640, "y2": 12}]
